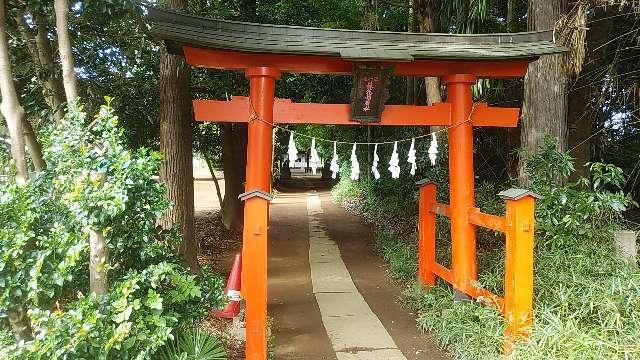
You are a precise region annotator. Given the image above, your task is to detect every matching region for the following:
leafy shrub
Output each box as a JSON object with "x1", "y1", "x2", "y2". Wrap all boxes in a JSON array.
[
  {"x1": 158, "y1": 328, "x2": 227, "y2": 360},
  {"x1": 526, "y1": 137, "x2": 636, "y2": 248},
  {"x1": 0, "y1": 100, "x2": 225, "y2": 357},
  {"x1": 334, "y1": 136, "x2": 640, "y2": 359}
]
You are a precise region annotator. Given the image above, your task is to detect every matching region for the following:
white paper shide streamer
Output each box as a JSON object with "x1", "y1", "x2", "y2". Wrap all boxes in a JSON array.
[
  {"x1": 428, "y1": 133, "x2": 438, "y2": 166},
  {"x1": 371, "y1": 144, "x2": 380, "y2": 179},
  {"x1": 388, "y1": 141, "x2": 400, "y2": 179},
  {"x1": 287, "y1": 133, "x2": 298, "y2": 165},
  {"x1": 330, "y1": 141, "x2": 340, "y2": 179},
  {"x1": 407, "y1": 138, "x2": 416, "y2": 175},
  {"x1": 309, "y1": 138, "x2": 321, "y2": 175},
  {"x1": 350, "y1": 143, "x2": 360, "y2": 180}
]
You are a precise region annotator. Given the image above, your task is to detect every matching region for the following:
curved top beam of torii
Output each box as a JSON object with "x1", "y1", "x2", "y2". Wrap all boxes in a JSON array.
[{"x1": 147, "y1": 7, "x2": 567, "y2": 78}]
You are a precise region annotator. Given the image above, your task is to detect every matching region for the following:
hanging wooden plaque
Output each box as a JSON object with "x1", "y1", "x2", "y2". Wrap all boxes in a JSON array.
[{"x1": 350, "y1": 64, "x2": 392, "y2": 123}]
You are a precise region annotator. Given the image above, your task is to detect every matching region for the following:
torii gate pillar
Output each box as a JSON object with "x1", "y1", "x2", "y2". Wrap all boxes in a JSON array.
[
  {"x1": 242, "y1": 66, "x2": 280, "y2": 360},
  {"x1": 444, "y1": 74, "x2": 478, "y2": 297}
]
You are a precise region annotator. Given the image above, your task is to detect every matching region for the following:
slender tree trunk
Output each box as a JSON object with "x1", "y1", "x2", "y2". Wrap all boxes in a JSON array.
[
  {"x1": 159, "y1": 0, "x2": 198, "y2": 272},
  {"x1": 17, "y1": 11, "x2": 65, "y2": 121},
  {"x1": 362, "y1": 0, "x2": 379, "y2": 30},
  {"x1": 518, "y1": 0, "x2": 568, "y2": 185},
  {"x1": 0, "y1": 0, "x2": 28, "y2": 183},
  {"x1": 54, "y1": 0, "x2": 78, "y2": 101},
  {"x1": 203, "y1": 153, "x2": 224, "y2": 206},
  {"x1": 507, "y1": 0, "x2": 516, "y2": 31},
  {"x1": 23, "y1": 119, "x2": 44, "y2": 171},
  {"x1": 34, "y1": 13, "x2": 65, "y2": 120},
  {"x1": 7, "y1": 305, "x2": 32, "y2": 342},
  {"x1": 89, "y1": 172, "x2": 109, "y2": 295},
  {"x1": 406, "y1": 0, "x2": 416, "y2": 105},
  {"x1": 415, "y1": 0, "x2": 444, "y2": 132}
]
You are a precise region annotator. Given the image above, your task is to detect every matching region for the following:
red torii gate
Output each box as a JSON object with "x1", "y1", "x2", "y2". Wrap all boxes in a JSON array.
[{"x1": 149, "y1": 8, "x2": 566, "y2": 359}]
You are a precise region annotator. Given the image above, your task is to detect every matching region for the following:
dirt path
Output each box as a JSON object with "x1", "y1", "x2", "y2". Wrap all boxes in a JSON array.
[{"x1": 268, "y1": 189, "x2": 448, "y2": 360}]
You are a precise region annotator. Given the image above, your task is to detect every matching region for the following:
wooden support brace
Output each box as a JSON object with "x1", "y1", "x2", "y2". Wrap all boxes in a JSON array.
[{"x1": 467, "y1": 208, "x2": 506, "y2": 233}]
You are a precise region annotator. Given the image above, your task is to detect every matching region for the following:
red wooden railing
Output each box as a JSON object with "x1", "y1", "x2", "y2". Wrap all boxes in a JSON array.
[{"x1": 417, "y1": 182, "x2": 538, "y2": 352}]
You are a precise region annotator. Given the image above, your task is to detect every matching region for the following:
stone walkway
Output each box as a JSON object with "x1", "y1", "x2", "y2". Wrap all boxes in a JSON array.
[
  {"x1": 307, "y1": 193, "x2": 407, "y2": 360},
  {"x1": 268, "y1": 189, "x2": 448, "y2": 360}
]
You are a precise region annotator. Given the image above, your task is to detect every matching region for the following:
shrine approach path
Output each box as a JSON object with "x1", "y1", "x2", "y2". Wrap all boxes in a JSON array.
[{"x1": 268, "y1": 182, "x2": 449, "y2": 360}]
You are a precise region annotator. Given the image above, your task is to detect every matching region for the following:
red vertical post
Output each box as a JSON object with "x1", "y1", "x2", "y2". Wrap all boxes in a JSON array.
[
  {"x1": 418, "y1": 182, "x2": 437, "y2": 286},
  {"x1": 502, "y1": 192, "x2": 537, "y2": 353},
  {"x1": 443, "y1": 74, "x2": 477, "y2": 298},
  {"x1": 243, "y1": 66, "x2": 280, "y2": 360}
]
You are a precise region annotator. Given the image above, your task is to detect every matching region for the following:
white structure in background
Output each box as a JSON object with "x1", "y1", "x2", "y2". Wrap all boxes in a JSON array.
[
  {"x1": 371, "y1": 144, "x2": 380, "y2": 179},
  {"x1": 388, "y1": 141, "x2": 400, "y2": 179}
]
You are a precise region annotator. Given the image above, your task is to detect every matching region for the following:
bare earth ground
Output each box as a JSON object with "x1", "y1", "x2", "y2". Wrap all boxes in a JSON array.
[{"x1": 195, "y1": 171, "x2": 448, "y2": 359}]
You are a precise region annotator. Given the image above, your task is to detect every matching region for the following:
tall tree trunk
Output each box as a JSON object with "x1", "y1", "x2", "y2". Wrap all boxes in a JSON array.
[
  {"x1": 219, "y1": 0, "x2": 256, "y2": 231},
  {"x1": 159, "y1": 0, "x2": 198, "y2": 272},
  {"x1": 567, "y1": 7, "x2": 615, "y2": 180},
  {"x1": 54, "y1": 0, "x2": 78, "y2": 101},
  {"x1": 518, "y1": 0, "x2": 568, "y2": 185},
  {"x1": 23, "y1": 119, "x2": 44, "y2": 171},
  {"x1": 0, "y1": 0, "x2": 28, "y2": 184},
  {"x1": 221, "y1": 123, "x2": 246, "y2": 231},
  {"x1": 1, "y1": 0, "x2": 32, "y2": 341}
]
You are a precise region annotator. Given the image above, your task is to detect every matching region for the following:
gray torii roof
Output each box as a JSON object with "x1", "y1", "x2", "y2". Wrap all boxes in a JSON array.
[{"x1": 147, "y1": 8, "x2": 567, "y2": 61}]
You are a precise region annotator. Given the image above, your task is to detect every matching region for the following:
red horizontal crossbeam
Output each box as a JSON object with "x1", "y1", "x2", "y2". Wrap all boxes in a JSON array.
[
  {"x1": 184, "y1": 47, "x2": 530, "y2": 78},
  {"x1": 471, "y1": 103, "x2": 520, "y2": 128},
  {"x1": 194, "y1": 97, "x2": 451, "y2": 126},
  {"x1": 468, "y1": 208, "x2": 507, "y2": 232},
  {"x1": 194, "y1": 97, "x2": 520, "y2": 127}
]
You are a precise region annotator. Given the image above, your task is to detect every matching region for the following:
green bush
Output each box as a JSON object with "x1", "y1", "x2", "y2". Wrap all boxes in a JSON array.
[
  {"x1": 0, "y1": 100, "x2": 225, "y2": 358},
  {"x1": 334, "y1": 137, "x2": 640, "y2": 359}
]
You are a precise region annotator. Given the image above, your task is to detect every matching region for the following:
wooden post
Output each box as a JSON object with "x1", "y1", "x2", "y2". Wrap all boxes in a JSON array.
[
  {"x1": 243, "y1": 66, "x2": 280, "y2": 360},
  {"x1": 443, "y1": 74, "x2": 477, "y2": 298},
  {"x1": 418, "y1": 182, "x2": 436, "y2": 286},
  {"x1": 501, "y1": 189, "x2": 537, "y2": 352}
]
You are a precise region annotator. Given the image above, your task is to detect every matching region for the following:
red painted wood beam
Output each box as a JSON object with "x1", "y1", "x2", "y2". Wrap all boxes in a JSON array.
[
  {"x1": 471, "y1": 103, "x2": 520, "y2": 127},
  {"x1": 432, "y1": 263, "x2": 454, "y2": 284},
  {"x1": 468, "y1": 208, "x2": 507, "y2": 232},
  {"x1": 193, "y1": 97, "x2": 520, "y2": 127},
  {"x1": 194, "y1": 97, "x2": 452, "y2": 126},
  {"x1": 184, "y1": 47, "x2": 530, "y2": 78}
]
